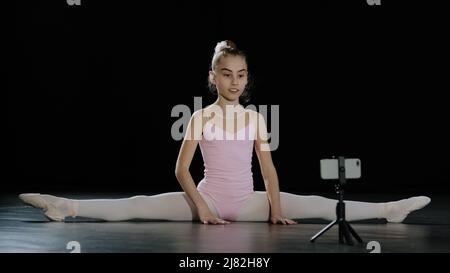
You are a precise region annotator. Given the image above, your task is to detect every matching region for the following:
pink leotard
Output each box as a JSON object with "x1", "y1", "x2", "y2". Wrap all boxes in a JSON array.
[{"x1": 197, "y1": 120, "x2": 256, "y2": 221}]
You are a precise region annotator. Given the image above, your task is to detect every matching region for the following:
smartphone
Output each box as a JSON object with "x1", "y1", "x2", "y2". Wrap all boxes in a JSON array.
[{"x1": 320, "y1": 158, "x2": 361, "y2": 180}]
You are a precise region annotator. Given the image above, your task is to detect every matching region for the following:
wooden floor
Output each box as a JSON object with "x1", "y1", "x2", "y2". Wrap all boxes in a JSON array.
[{"x1": 1, "y1": 193, "x2": 449, "y2": 253}]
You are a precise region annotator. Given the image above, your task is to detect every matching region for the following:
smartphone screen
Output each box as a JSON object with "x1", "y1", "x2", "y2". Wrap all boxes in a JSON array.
[{"x1": 320, "y1": 159, "x2": 361, "y2": 179}]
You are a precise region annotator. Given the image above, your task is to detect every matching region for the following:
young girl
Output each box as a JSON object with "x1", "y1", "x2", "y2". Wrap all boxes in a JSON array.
[{"x1": 19, "y1": 40, "x2": 431, "y2": 225}]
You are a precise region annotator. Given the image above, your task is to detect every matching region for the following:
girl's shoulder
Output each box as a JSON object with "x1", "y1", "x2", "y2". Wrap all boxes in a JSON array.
[
  {"x1": 191, "y1": 108, "x2": 215, "y2": 130},
  {"x1": 243, "y1": 108, "x2": 259, "y2": 119}
]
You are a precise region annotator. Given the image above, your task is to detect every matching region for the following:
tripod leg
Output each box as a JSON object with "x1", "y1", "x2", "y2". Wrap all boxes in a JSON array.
[
  {"x1": 338, "y1": 221, "x2": 344, "y2": 244},
  {"x1": 310, "y1": 220, "x2": 337, "y2": 242},
  {"x1": 341, "y1": 221, "x2": 354, "y2": 246},
  {"x1": 346, "y1": 222, "x2": 363, "y2": 243}
]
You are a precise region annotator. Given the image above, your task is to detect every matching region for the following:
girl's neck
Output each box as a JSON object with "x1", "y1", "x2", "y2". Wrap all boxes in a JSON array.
[{"x1": 213, "y1": 97, "x2": 244, "y2": 119}]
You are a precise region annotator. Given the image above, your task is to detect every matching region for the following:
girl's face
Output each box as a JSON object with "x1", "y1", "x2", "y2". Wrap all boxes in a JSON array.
[{"x1": 210, "y1": 55, "x2": 248, "y2": 102}]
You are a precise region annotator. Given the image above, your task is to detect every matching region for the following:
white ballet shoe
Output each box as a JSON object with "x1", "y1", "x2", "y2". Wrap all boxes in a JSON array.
[
  {"x1": 386, "y1": 196, "x2": 431, "y2": 223},
  {"x1": 19, "y1": 193, "x2": 66, "y2": 222}
]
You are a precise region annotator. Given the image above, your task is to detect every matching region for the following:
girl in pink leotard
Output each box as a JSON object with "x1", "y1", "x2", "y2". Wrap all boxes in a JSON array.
[
  {"x1": 196, "y1": 109, "x2": 256, "y2": 221},
  {"x1": 19, "y1": 40, "x2": 431, "y2": 225}
]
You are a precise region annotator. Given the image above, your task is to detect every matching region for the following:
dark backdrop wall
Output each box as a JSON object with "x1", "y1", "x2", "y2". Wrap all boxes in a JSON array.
[{"x1": 10, "y1": 1, "x2": 449, "y2": 195}]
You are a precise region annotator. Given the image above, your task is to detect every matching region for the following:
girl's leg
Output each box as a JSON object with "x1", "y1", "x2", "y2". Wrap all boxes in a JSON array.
[
  {"x1": 20, "y1": 192, "x2": 217, "y2": 221},
  {"x1": 235, "y1": 191, "x2": 431, "y2": 222},
  {"x1": 235, "y1": 191, "x2": 270, "y2": 222},
  {"x1": 279, "y1": 192, "x2": 383, "y2": 221},
  {"x1": 75, "y1": 192, "x2": 198, "y2": 221}
]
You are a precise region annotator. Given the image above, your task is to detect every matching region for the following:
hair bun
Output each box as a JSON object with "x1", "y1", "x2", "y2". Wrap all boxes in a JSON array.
[{"x1": 214, "y1": 40, "x2": 237, "y2": 53}]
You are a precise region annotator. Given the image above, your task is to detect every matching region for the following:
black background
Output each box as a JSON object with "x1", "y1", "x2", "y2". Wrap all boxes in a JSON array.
[{"x1": 10, "y1": 0, "x2": 449, "y2": 195}]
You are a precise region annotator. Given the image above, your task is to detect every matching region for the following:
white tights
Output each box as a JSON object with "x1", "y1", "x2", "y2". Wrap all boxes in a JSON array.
[{"x1": 73, "y1": 191, "x2": 387, "y2": 222}]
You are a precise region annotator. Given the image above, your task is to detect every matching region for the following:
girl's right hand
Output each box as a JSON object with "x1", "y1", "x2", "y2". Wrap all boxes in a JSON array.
[{"x1": 198, "y1": 209, "x2": 231, "y2": 225}]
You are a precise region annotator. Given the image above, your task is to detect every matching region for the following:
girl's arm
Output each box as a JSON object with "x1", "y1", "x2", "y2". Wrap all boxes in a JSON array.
[
  {"x1": 175, "y1": 110, "x2": 230, "y2": 225},
  {"x1": 254, "y1": 113, "x2": 297, "y2": 225}
]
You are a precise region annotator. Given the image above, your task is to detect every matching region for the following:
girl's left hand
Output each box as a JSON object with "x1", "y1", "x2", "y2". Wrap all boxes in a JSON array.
[{"x1": 270, "y1": 215, "x2": 298, "y2": 225}]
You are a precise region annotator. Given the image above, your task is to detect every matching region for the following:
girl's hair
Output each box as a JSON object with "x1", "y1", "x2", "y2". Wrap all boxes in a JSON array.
[{"x1": 208, "y1": 40, "x2": 253, "y2": 104}]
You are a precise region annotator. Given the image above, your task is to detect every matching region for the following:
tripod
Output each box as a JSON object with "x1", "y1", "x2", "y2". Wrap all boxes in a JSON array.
[{"x1": 310, "y1": 156, "x2": 363, "y2": 245}]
